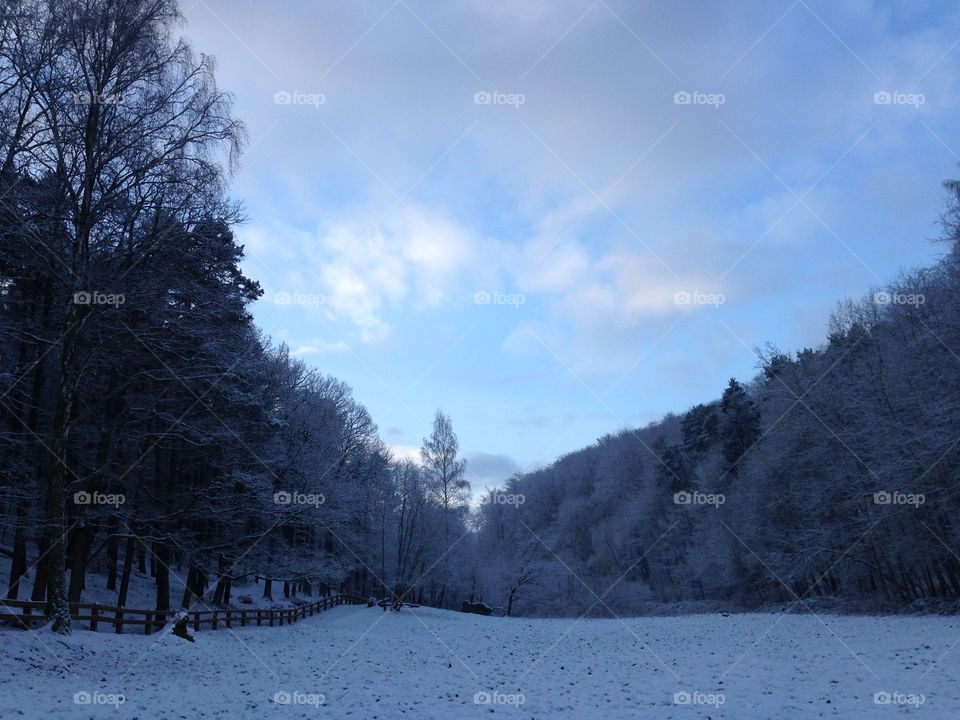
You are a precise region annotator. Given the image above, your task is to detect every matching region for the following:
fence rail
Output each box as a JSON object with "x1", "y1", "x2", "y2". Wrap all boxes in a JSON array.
[{"x1": 0, "y1": 594, "x2": 365, "y2": 635}]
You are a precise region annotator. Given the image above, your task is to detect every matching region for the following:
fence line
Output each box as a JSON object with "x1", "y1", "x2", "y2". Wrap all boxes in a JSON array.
[{"x1": 0, "y1": 594, "x2": 366, "y2": 635}]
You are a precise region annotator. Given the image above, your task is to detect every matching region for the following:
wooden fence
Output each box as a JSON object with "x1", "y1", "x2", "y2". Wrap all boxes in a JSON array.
[{"x1": 0, "y1": 594, "x2": 365, "y2": 635}]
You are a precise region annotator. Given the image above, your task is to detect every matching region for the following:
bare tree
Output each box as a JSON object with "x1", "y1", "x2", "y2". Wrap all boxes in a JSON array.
[{"x1": 420, "y1": 410, "x2": 468, "y2": 607}]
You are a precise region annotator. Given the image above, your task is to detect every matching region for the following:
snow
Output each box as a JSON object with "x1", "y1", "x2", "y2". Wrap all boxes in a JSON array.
[{"x1": 2, "y1": 605, "x2": 960, "y2": 718}]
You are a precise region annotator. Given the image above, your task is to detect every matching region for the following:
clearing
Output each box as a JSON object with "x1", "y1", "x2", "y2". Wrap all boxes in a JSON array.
[{"x1": 1, "y1": 605, "x2": 958, "y2": 718}]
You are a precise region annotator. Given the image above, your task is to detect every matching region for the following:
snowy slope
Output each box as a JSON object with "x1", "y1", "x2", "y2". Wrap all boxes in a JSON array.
[{"x1": 1, "y1": 605, "x2": 958, "y2": 719}]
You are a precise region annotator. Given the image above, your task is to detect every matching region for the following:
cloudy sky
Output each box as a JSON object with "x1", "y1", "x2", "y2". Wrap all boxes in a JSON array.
[{"x1": 181, "y1": 0, "x2": 960, "y2": 491}]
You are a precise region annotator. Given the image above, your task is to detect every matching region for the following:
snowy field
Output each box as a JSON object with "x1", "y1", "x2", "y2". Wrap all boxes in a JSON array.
[{"x1": 1, "y1": 605, "x2": 958, "y2": 719}]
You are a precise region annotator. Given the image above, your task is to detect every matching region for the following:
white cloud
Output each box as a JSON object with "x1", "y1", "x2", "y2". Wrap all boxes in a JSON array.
[
  {"x1": 245, "y1": 205, "x2": 486, "y2": 342},
  {"x1": 388, "y1": 444, "x2": 422, "y2": 464},
  {"x1": 317, "y1": 206, "x2": 482, "y2": 339},
  {"x1": 291, "y1": 340, "x2": 351, "y2": 356},
  {"x1": 192, "y1": 0, "x2": 960, "y2": 381}
]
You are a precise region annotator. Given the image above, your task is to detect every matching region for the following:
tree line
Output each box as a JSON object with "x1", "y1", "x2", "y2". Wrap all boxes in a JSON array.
[
  {"x1": 0, "y1": 0, "x2": 477, "y2": 634},
  {"x1": 471, "y1": 189, "x2": 960, "y2": 616}
]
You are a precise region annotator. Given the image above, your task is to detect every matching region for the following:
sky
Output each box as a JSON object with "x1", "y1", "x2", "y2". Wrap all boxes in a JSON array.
[{"x1": 180, "y1": 0, "x2": 960, "y2": 493}]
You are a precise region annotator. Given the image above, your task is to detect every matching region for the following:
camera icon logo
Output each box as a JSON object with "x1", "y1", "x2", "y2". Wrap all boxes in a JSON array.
[{"x1": 873, "y1": 91, "x2": 892, "y2": 105}]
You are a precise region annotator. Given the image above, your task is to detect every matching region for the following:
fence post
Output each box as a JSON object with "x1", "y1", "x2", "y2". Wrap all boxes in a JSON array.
[
  {"x1": 90, "y1": 605, "x2": 98, "y2": 632},
  {"x1": 225, "y1": 610, "x2": 231, "y2": 629},
  {"x1": 269, "y1": 610, "x2": 274, "y2": 627},
  {"x1": 212, "y1": 611, "x2": 218, "y2": 630},
  {"x1": 194, "y1": 611, "x2": 200, "y2": 632},
  {"x1": 115, "y1": 609, "x2": 123, "y2": 634},
  {"x1": 144, "y1": 611, "x2": 152, "y2": 635},
  {"x1": 256, "y1": 610, "x2": 262, "y2": 626}
]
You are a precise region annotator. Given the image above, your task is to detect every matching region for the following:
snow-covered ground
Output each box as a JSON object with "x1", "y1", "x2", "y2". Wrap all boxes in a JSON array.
[{"x1": 1, "y1": 605, "x2": 959, "y2": 718}]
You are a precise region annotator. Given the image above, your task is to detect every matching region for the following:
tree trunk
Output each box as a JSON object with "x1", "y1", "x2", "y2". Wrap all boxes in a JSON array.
[
  {"x1": 118, "y1": 536, "x2": 136, "y2": 607},
  {"x1": 106, "y1": 530, "x2": 118, "y2": 591},
  {"x1": 212, "y1": 554, "x2": 229, "y2": 605},
  {"x1": 31, "y1": 539, "x2": 48, "y2": 602},
  {"x1": 154, "y1": 542, "x2": 170, "y2": 611},
  {"x1": 44, "y1": 296, "x2": 84, "y2": 635},
  {"x1": 6, "y1": 502, "x2": 27, "y2": 599},
  {"x1": 181, "y1": 568, "x2": 193, "y2": 609},
  {"x1": 67, "y1": 524, "x2": 89, "y2": 603}
]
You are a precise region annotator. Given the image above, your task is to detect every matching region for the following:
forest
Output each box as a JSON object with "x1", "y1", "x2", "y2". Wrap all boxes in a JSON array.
[
  {"x1": 0, "y1": 0, "x2": 476, "y2": 633},
  {"x1": 475, "y1": 210, "x2": 960, "y2": 616}
]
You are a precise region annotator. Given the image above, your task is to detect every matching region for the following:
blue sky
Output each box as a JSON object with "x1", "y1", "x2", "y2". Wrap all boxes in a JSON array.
[{"x1": 182, "y1": 0, "x2": 960, "y2": 492}]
